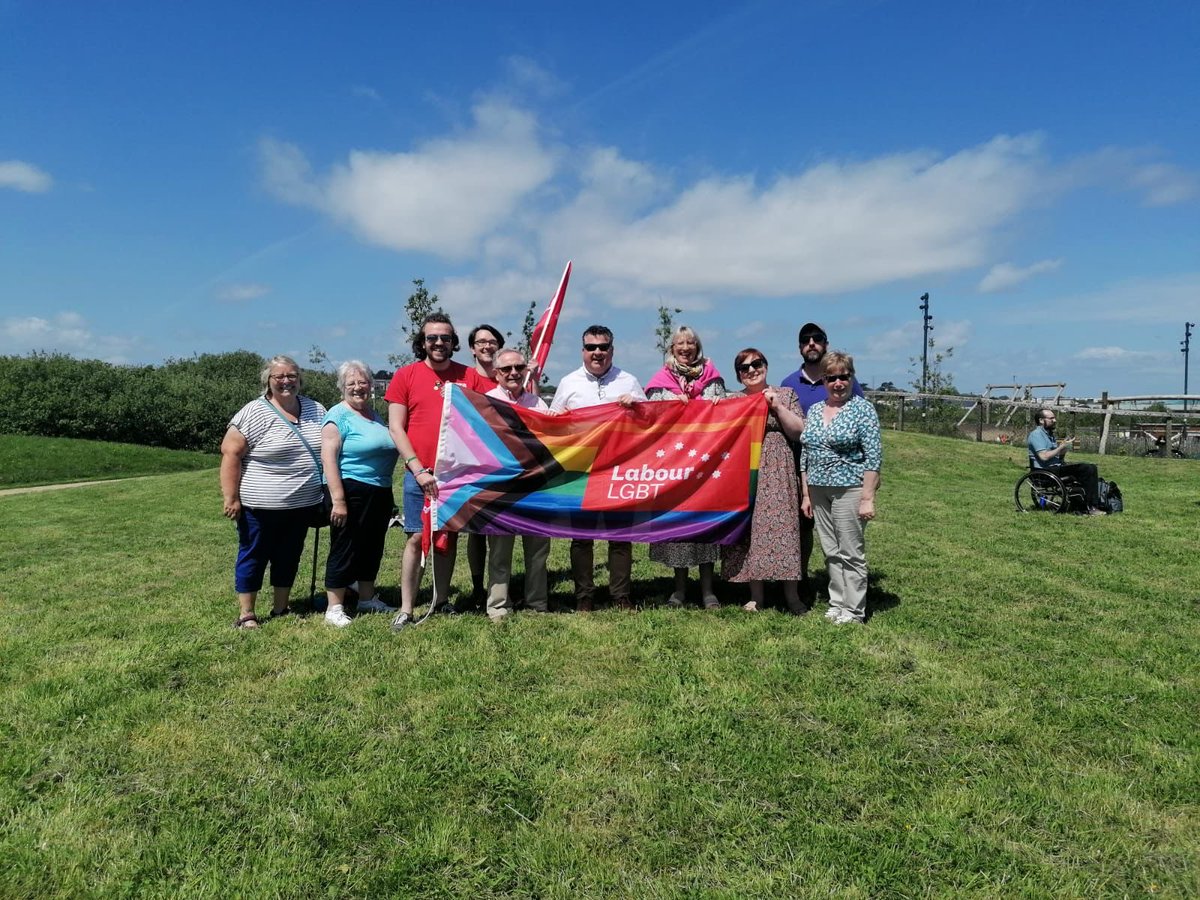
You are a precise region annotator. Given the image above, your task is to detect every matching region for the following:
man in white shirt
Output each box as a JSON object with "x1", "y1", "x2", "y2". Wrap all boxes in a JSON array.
[
  {"x1": 550, "y1": 325, "x2": 646, "y2": 611},
  {"x1": 483, "y1": 349, "x2": 553, "y2": 620}
]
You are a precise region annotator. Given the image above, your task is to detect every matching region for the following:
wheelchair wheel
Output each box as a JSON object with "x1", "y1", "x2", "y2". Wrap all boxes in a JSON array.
[{"x1": 1015, "y1": 471, "x2": 1071, "y2": 513}]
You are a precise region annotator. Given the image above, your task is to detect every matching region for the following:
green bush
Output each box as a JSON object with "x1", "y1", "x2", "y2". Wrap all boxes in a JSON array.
[{"x1": 0, "y1": 351, "x2": 343, "y2": 452}]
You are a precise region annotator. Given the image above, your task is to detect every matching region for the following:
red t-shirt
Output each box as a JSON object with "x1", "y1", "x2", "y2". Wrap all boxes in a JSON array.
[{"x1": 384, "y1": 360, "x2": 487, "y2": 465}]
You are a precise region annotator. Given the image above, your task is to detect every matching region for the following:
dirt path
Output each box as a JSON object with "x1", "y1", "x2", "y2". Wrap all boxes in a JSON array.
[{"x1": 0, "y1": 476, "x2": 161, "y2": 497}]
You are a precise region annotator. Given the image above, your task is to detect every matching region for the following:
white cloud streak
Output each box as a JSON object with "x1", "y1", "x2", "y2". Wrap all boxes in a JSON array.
[
  {"x1": 260, "y1": 99, "x2": 557, "y2": 259},
  {"x1": 978, "y1": 258, "x2": 1063, "y2": 293},
  {"x1": 0, "y1": 311, "x2": 136, "y2": 361},
  {"x1": 216, "y1": 283, "x2": 271, "y2": 303},
  {"x1": 0, "y1": 160, "x2": 53, "y2": 192}
]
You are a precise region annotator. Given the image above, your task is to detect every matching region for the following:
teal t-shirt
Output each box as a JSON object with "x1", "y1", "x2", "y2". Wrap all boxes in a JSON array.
[{"x1": 322, "y1": 402, "x2": 399, "y2": 487}]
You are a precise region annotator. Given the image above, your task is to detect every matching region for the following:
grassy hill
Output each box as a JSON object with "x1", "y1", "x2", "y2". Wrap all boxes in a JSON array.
[
  {"x1": 0, "y1": 434, "x2": 217, "y2": 489},
  {"x1": 0, "y1": 432, "x2": 1195, "y2": 896}
]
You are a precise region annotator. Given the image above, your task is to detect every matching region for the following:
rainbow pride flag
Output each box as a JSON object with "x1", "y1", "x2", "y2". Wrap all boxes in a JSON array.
[{"x1": 433, "y1": 386, "x2": 767, "y2": 543}]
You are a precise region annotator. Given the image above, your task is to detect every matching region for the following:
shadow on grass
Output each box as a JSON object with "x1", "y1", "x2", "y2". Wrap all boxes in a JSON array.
[{"x1": 865, "y1": 568, "x2": 901, "y2": 621}]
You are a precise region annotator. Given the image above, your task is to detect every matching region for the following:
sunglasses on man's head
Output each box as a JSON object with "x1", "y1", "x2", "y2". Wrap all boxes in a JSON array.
[
  {"x1": 496, "y1": 364, "x2": 527, "y2": 374},
  {"x1": 424, "y1": 334, "x2": 454, "y2": 344},
  {"x1": 735, "y1": 358, "x2": 766, "y2": 374},
  {"x1": 583, "y1": 342, "x2": 612, "y2": 352},
  {"x1": 800, "y1": 333, "x2": 827, "y2": 346},
  {"x1": 823, "y1": 372, "x2": 852, "y2": 384}
]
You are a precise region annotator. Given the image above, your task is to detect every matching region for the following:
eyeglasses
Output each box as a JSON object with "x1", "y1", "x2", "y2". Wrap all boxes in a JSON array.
[
  {"x1": 583, "y1": 342, "x2": 612, "y2": 352},
  {"x1": 496, "y1": 364, "x2": 527, "y2": 374},
  {"x1": 473, "y1": 339, "x2": 499, "y2": 347},
  {"x1": 823, "y1": 372, "x2": 852, "y2": 384},
  {"x1": 424, "y1": 334, "x2": 454, "y2": 344},
  {"x1": 735, "y1": 358, "x2": 766, "y2": 374},
  {"x1": 270, "y1": 374, "x2": 299, "y2": 382},
  {"x1": 800, "y1": 333, "x2": 827, "y2": 346}
]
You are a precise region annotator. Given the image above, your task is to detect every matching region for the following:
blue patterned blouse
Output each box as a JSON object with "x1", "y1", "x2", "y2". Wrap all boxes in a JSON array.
[{"x1": 799, "y1": 395, "x2": 883, "y2": 487}]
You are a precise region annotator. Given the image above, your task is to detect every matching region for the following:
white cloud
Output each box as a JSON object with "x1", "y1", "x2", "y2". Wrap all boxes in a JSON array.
[
  {"x1": 1130, "y1": 162, "x2": 1198, "y2": 207},
  {"x1": 1008, "y1": 272, "x2": 1200, "y2": 325},
  {"x1": 867, "y1": 319, "x2": 971, "y2": 365},
  {"x1": 0, "y1": 160, "x2": 53, "y2": 193},
  {"x1": 543, "y1": 134, "x2": 1047, "y2": 295},
  {"x1": 216, "y1": 282, "x2": 271, "y2": 303},
  {"x1": 1059, "y1": 147, "x2": 1199, "y2": 207},
  {"x1": 1074, "y1": 346, "x2": 1161, "y2": 362},
  {"x1": 260, "y1": 98, "x2": 557, "y2": 259},
  {"x1": 978, "y1": 258, "x2": 1063, "y2": 293},
  {"x1": 0, "y1": 311, "x2": 136, "y2": 360}
]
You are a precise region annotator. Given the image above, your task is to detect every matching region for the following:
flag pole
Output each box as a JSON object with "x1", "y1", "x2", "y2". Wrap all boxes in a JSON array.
[{"x1": 524, "y1": 260, "x2": 572, "y2": 392}]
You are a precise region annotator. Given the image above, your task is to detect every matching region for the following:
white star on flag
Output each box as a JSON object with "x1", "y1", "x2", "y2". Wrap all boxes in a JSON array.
[
  {"x1": 721, "y1": 452, "x2": 730, "y2": 460},
  {"x1": 675, "y1": 442, "x2": 684, "y2": 450},
  {"x1": 656, "y1": 449, "x2": 666, "y2": 458},
  {"x1": 713, "y1": 470, "x2": 722, "y2": 478},
  {"x1": 701, "y1": 453, "x2": 710, "y2": 462},
  {"x1": 688, "y1": 449, "x2": 697, "y2": 458}
]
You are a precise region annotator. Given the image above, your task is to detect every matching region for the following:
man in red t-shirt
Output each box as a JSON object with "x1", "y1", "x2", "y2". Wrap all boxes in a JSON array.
[{"x1": 385, "y1": 313, "x2": 488, "y2": 630}]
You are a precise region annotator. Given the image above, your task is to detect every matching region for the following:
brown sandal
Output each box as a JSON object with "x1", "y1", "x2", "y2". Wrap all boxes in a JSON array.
[{"x1": 234, "y1": 613, "x2": 260, "y2": 629}]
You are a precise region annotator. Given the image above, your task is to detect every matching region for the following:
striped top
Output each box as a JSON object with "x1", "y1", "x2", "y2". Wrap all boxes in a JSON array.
[{"x1": 229, "y1": 396, "x2": 327, "y2": 509}]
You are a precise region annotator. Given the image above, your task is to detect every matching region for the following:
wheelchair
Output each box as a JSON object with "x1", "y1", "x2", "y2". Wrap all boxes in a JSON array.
[{"x1": 1014, "y1": 468, "x2": 1087, "y2": 514}]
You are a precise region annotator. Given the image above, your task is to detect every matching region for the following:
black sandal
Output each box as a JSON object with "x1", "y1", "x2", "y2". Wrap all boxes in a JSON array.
[
  {"x1": 234, "y1": 613, "x2": 260, "y2": 629},
  {"x1": 269, "y1": 607, "x2": 292, "y2": 619}
]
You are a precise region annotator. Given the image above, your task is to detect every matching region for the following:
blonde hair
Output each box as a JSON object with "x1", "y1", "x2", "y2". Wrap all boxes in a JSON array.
[
  {"x1": 668, "y1": 325, "x2": 704, "y2": 363},
  {"x1": 821, "y1": 351, "x2": 855, "y2": 377},
  {"x1": 260, "y1": 355, "x2": 302, "y2": 397}
]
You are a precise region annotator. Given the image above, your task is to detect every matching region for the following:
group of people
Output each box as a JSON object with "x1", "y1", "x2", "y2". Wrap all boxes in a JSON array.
[{"x1": 220, "y1": 316, "x2": 883, "y2": 630}]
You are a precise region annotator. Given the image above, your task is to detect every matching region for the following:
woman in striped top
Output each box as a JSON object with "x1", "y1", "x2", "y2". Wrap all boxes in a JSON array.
[{"x1": 221, "y1": 355, "x2": 327, "y2": 628}]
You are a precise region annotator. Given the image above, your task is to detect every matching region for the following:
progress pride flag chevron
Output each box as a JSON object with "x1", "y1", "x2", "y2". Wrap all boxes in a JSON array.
[{"x1": 433, "y1": 386, "x2": 768, "y2": 543}]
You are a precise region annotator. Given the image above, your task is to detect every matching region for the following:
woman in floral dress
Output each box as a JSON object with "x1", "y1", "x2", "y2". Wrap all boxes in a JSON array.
[{"x1": 720, "y1": 348, "x2": 808, "y2": 613}]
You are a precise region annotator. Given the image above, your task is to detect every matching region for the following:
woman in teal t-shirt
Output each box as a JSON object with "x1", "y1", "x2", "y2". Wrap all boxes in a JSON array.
[{"x1": 319, "y1": 360, "x2": 400, "y2": 627}]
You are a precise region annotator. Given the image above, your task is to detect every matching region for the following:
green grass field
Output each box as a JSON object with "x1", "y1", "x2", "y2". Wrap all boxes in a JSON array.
[
  {"x1": 1, "y1": 432, "x2": 1196, "y2": 897},
  {"x1": 0, "y1": 434, "x2": 217, "y2": 489}
]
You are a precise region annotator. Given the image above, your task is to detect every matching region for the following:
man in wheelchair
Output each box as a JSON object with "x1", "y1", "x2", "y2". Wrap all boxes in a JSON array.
[{"x1": 1027, "y1": 408, "x2": 1107, "y2": 516}]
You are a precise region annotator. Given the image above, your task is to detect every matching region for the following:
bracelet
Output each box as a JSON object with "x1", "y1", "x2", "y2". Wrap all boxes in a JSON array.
[
  {"x1": 421, "y1": 467, "x2": 435, "y2": 476},
  {"x1": 404, "y1": 455, "x2": 419, "y2": 465}
]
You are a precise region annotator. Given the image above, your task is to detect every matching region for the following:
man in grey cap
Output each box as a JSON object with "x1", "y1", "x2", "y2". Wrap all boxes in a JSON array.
[{"x1": 781, "y1": 322, "x2": 864, "y2": 594}]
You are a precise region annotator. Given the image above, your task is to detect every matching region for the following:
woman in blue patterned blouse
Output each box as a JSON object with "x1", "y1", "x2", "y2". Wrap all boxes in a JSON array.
[{"x1": 798, "y1": 351, "x2": 882, "y2": 625}]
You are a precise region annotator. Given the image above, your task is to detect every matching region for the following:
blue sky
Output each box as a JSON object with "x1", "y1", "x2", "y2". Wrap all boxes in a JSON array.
[{"x1": 3, "y1": 1, "x2": 1198, "y2": 398}]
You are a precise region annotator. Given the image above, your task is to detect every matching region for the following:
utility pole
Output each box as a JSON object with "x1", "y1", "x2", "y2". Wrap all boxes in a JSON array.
[
  {"x1": 919, "y1": 293, "x2": 932, "y2": 406},
  {"x1": 1183, "y1": 322, "x2": 1195, "y2": 412}
]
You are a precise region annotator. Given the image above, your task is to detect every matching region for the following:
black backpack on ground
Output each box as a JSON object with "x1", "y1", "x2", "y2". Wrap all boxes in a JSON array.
[{"x1": 1098, "y1": 479, "x2": 1123, "y2": 514}]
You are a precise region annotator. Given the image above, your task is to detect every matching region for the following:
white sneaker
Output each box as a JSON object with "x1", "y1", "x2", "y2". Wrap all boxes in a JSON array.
[
  {"x1": 824, "y1": 606, "x2": 841, "y2": 620},
  {"x1": 324, "y1": 605, "x2": 353, "y2": 628},
  {"x1": 357, "y1": 595, "x2": 397, "y2": 614},
  {"x1": 833, "y1": 610, "x2": 862, "y2": 625}
]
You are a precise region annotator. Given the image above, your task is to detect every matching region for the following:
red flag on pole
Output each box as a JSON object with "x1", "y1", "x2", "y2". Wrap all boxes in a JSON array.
[{"x1": 524, "y1": 261, "x2": 571, "y2": 391}]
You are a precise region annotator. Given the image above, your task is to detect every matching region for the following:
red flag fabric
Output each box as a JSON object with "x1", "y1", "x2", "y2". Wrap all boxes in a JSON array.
[{"x1": 525, "y1": 261, "x2": 571, "y2": 390}]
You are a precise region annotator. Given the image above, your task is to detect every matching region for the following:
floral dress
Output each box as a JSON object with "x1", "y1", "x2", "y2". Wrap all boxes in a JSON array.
[{"x1": 721, "y1": 387, "x2": 803, "y2": 581}]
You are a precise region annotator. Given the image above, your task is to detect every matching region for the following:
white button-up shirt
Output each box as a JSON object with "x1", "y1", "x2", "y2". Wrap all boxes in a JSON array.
[{"x1": 550, "y1": 365, "x2": 646, "y2": 412}]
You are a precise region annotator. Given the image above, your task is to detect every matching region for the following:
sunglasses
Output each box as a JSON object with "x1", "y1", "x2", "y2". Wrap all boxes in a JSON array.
[
  {"x1": 736, "y1": 358, "x2": 766, "y2": 374},
  {"x1": 823, "y1": 372, "x2": 852, "y2": 384},
  {"x1": 800, "y1": 333, "x2": 827, "y2": 346},
  {"x1": 424, "y1": 334, "x2": 454, "y2": 344},
  {"x1": 583, "y1": 342, "x2": 612, "y2": 352},
  {"x1": 496, "y1": 364, "x2": 527, "y2": 374}
]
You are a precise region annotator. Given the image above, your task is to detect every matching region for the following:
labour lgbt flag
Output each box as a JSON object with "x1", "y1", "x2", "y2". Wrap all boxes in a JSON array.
[{"x1": 433, "y1": 386, "x2": 768, "y2": 543}]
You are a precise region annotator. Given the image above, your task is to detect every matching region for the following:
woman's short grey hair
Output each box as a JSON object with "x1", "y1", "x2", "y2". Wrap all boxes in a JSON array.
[
  {"x1": 669, "y1": 325, "x2": 703, "y2": 361},
  {"x1": 260, "y1": 355, "x2": 302, "y2": 396},
  {"x1": 337, "y1": 359, "x2": 373, "y2": 392}
]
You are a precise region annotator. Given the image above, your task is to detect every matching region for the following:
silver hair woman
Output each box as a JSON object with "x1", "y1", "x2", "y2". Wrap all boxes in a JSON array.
[{"x1": 319, "y1": 359, "x2": 400, "y2": 626}]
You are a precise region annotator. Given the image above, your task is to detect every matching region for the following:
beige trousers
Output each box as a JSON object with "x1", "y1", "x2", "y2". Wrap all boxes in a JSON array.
[
  {"x1": 809, "y1": 485, "x2": 868, "y2": 622},
  {"x1": 486, "y1": 534, "x2": 551, "y2": 619}
]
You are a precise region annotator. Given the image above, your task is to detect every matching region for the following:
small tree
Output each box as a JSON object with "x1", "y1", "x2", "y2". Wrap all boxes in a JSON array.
[
  {"x1": 909, "y1": 338, "x2": 957, "y2": 396},
  {"x1": 516, "y1": 299, "x2": 537, "y2": 358},
  {"x1": 308, "y1": 344, "x2": 331, "y2": 371},
  {"x1": 655, "y1": 305, "x2": 682, "y2": 358},
  {"x1": 387, "y1": 278, "x2": 443, "y2": 368}
]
